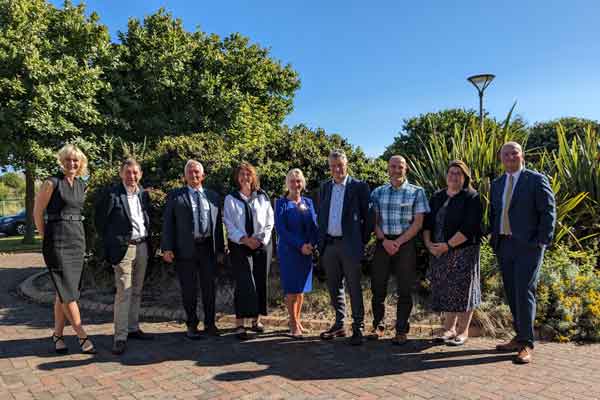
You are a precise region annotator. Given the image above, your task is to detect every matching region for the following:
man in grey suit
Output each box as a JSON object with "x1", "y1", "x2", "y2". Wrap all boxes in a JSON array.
[
  {"x1": 317, "y1": 149, "x2": 372, "y2": 345},
  {"x1": 162, "y1": 160, "x2": 225, "y2": 340},
  {"x1": 490, "y1": 142, "x2": 556, "y2": 364}
]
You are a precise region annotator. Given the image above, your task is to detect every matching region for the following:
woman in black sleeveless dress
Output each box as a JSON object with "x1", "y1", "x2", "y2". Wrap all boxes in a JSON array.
[{"x1": 34, "y1": 144, "x2": 96, "y2": 354}]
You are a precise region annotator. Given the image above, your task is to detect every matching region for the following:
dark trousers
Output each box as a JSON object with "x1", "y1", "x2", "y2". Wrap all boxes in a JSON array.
[
  {"x1": 229, "y1": 241, "x2": 272, "y2": 319},
  {"x1": 370, "y1": 239, "x2": 417, "y2": 334},
  {"x1": 497, "y1": 236, "x2": 544, "y2": 348},
  {"x1": 322, "y1": 238, "x2": 364, "y2": 330},
  {"x1": 175, "y1": 241, "x2": 216, "y2": 328}
]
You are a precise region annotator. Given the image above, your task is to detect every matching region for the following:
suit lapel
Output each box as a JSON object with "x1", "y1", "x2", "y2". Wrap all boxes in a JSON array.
[
  {"x1": 119, "y1": 185, "x2": 132, "y2": 222},
  {"x1": 342, "y1": 176, "x2": 353, "y2": 216},
  {"x1": 509, "y1": 170, "x2": 528, "y2": 209},
  {"x1": 323, "y1": 181, "x2": 333, "y2": 223},
  {"x1": 181, "y1": 187, "x2": 192, "y2": 214}
]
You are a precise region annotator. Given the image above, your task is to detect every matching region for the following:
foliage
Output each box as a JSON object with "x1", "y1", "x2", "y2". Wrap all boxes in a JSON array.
[
  {"x1": 382, "y1": 108, "x2": 527, "y2": 162},
  {"x1": 528, "y1": 117, "x2": 600, "y2": 153},
  {"x1": 102, "y1": 8, "x2": 300, "y2": 143}
]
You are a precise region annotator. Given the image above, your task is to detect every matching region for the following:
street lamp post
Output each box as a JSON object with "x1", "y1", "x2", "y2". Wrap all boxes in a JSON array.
[{"x1": 467, "y1": 74, "x2": 495, "y2": 130}]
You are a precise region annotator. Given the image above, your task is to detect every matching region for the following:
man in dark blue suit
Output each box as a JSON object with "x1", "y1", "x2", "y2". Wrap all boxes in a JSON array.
[
  {"x1": 317, "y1": 149, "x2": 372, "y2": 345},
  {"x1": 490, "y1": 142, "x2": 556, "y2": 364},
  {"x1": 161, "y1": 160, "x2": 225, "y2": 340},
  {"x1": 95, "y1": 159, "x2": 154, "y2": 355}
]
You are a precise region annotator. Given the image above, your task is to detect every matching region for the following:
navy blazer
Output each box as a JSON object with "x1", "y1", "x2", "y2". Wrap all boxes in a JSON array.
[
  {"x1": 161, "y1": 186, "x2": 225, "y2": 260},
  {"x1": 317, "y1": 176, "x2": 372, "y2": 263},
  {"x1": 489, "y1": 168, "x2": 556, "y2": 250},
  {"x1": 95, "y1": 183, "x2": 152, "y2": 266}
]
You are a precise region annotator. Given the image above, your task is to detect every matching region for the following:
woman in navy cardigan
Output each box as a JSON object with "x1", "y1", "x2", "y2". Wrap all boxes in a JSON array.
[
  {"x1": 423, "y1": 160, "x2": 483, "y2": 346},
  {"x1": 275, "y1": 168, "x2": 318, "y2": 338}
]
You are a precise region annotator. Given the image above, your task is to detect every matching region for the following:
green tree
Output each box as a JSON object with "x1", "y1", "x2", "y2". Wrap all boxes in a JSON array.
[
  {"x1": 0, "y1": 172, "x2": 25, "y2": 192},
  {"x1": 382, "y1": 108, "x2": 527, "y2": 162},
  {"x1": 102, "y1": 9, "x2": 300, "y2": 148},
  {"x1": 0, "y1": 0, "x2": 111, "y2": 242},
  {"x1": 528, "y1": 117, "x2": 600, "y2": 152}
]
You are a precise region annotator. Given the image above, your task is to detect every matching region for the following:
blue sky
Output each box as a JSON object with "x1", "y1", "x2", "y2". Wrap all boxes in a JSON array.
[{"x1": 54, "y1": 0, "x2": 600, "y2": 156}]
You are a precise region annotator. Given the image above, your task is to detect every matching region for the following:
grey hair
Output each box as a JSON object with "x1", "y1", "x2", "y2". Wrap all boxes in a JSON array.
[
  {"x1": 184, "y1": 159, "x2": 204, "y2": 175},
  {"x1": 285, "y1": 168, "x2": 307, "y2": 191},
  {"x1": 328, "y1": 149, "x2": 348, "y2": 163},
  {"x1": 120, "y1": 158, "x2": 142, "y2": 172}
]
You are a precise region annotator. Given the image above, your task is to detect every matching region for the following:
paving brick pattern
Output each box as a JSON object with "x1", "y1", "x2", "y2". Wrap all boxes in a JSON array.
[{"x1": 1, "y1": 253, "x2": 600, "y2": 399}]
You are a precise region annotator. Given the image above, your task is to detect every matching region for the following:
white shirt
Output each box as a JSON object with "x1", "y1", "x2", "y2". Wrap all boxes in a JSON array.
[
  {"x1": 188, "y1": 186, "x2": 211, "y2": 239},
  {"x1": 327, "y1": 175, "x2": 348, "y2": 236},
  {"x1": 124, "y1": 184, "x2": 147, "y2": 240},
  {"x1": 500, "y1": 167, "x2": 523, "y2": 234},
  {"x1": 223, "y1": 191, "x2": 274, "y2": 245}
]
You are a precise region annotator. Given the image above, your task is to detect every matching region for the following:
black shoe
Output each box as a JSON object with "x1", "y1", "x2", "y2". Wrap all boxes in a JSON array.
[
  {"x1": 349, "y1": 328, "x2": 363, "y2": 346},
  {"x1": 185, "y1": 326, "x2": 204, "y2": 340},
  {"x1": 127, "y1": 329, "x2": 154, "y2": 341},
  {"x1": 112, "y1": 340, "x2": 126, "y2": 355},
  {"x1": 319, "y1": 325, "x2": 346, "y2": 340},
  {"x1": 204, "y1": 325, "x2": 221, "y2": 337}
]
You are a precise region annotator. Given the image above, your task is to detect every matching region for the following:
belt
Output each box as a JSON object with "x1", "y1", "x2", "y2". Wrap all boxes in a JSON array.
[
  {"x1": 499, "y1": 234, "x2": 512, "y2": 239},
  {"x1": 129, "y1": 237, "x2": 147, "y2": 245},
  {"x1": 384, "y1": 234, "x2": 401, "y2": 240},
  {"x1": 326, "y1": 235, "x2": 343, "y2": 243},
  {"x1": 47, "y1": 214, "x2": 84, "y2": 222},
  {"x1": 194, "y1": 236, "x2": 212, "y2": 245}
]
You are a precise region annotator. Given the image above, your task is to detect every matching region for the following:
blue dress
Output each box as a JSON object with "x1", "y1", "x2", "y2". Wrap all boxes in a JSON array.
[{"x1": 275, "y1": 196, "x2": 319, "y2": 294}]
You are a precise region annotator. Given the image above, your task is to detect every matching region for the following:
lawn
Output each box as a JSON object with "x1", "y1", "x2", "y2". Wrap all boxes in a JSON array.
[{"x1": 0, "y1": 235, "x2": 42, "y2": 253}]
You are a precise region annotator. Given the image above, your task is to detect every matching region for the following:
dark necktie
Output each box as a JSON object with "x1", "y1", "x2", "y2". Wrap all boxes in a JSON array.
[{"x1": 194, "y1": 191, "x2": 208, "y2": 237}]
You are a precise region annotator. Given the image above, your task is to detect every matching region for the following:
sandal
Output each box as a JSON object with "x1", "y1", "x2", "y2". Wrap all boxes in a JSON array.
[
  {"x1": 249, "y1": 320, "x2": 265, "y2": 333},
  {"x1": 78, "y1": 337, "x2": 97, "y2": 354},
  {"x1": 52, "y1": 333, "x2": 68, "y2": 354}
]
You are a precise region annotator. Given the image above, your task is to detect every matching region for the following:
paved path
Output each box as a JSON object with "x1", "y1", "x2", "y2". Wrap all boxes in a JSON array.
[{"x1": 1, "y1": 253, "x2": 600, "y2": 400}]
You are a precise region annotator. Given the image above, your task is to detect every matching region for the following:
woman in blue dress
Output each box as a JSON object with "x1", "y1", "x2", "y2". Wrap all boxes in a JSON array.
[{"x1": 275, "y1": 168, "x2": 319, "y2": 338}]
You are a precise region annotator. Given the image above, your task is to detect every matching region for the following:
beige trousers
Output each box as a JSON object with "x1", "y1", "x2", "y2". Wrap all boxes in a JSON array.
[{"x1": 113, "y1": 242, "x2": 148, "y2": 341}]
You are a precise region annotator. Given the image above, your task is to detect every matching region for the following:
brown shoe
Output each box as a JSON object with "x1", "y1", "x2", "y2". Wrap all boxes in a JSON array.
[
  {"x1": 392, "y1": 333, "x2": 408, "y2": 346},
  {"x1": 319, "y1": 325, "x2": 346, "y2": 340},
  {"x1": 367, "y1": 325, "x2": 385, "y2": 340},
  {"x1": 496, "y1": 338, "x2": 521, "y2": 352},
  {"x1": 514, "y1": 346, "x2": 533, "y2": 364}
]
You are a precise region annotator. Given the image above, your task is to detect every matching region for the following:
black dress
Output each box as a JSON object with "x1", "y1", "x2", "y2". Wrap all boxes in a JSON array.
[
  {"x1": 42, "y1": 176, "x2": 86, "y2": 303},
  {"x1": 428, "y1": 199, "x2": 481, "y2": 312}
]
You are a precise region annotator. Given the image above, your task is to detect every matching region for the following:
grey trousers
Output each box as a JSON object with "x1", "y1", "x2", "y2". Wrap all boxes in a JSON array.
[
  {"x1": 113, "y1": 242, "x2": 148, "y2": 341},
  {"x1": 322, "y1": 239, "x2": 364, "y2": 330}
]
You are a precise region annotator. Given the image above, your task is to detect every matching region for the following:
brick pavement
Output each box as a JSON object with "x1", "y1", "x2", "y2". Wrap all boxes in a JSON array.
[{"x1": 1, "y1": 253, "x2": 600, "y2": 399}]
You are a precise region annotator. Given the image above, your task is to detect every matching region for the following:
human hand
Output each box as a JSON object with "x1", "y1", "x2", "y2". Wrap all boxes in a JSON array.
[
  {"x1": 243, "y1": 237, "x2": 261, "y2": 250},
  {"x1": 429, "y1": 243, "x2": 448, "y2": 257},
  {"x1": 301, "y1": 243, "x2": 313, "y2": 256},
  {"x1": 162, "y1": 250, "x2": 175, "y2": 263},
  {"x1": 382, "y1": 239, "x2": 399, "y2": 256},
  {"x1": 217, "y1": 252, "x2": 225, "y2": 265}
]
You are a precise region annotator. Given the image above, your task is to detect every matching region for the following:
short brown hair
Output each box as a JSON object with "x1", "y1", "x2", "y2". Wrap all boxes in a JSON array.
[
  {"x1": 448, "y1": 160, "x2": 472, "y2": 189},
  {"x1": 234, "y1": 162, "x2": 260, "y2": 192}
]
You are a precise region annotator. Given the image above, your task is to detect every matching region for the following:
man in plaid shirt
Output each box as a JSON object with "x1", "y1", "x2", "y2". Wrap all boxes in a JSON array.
[{"x1": 369, "y1": 155, "x2": 429, "y2": 345}]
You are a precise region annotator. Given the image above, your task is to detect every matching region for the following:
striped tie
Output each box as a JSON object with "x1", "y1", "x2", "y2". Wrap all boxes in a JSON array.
[{"x1": 501, "y1": 174, "x2": 514, "y2": 235}]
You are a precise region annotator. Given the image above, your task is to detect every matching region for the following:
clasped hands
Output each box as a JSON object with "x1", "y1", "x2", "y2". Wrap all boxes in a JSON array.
[
  {"x1": 426, "y1": 242, "x2": 449, "y2": 257},
  {"x1": 240, "y1": 236, "x2": 262, "y2": 250}
]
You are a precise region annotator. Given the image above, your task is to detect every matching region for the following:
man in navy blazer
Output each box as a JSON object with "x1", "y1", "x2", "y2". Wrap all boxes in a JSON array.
[
  {"x1": 490, "y1": 142, "x2": 556, "y2": 364},
  {"x1": 317, "y1": 149, "x2": 372, "y2": 345},
  {"x1": 161, "y1": 160, "x2": 225, "y2": 340},
  {"x1": 95, "y1": 158, "x2": 154, "y2": 355}
]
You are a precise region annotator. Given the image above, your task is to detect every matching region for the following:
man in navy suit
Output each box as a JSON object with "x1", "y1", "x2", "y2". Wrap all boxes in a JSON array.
[
  {"x1": 490, "y1": 142, "x2": 556, "y2": 364},
  {"x1": 161, "y1": 160, "x2": 225, "y2": 340},
  {"x1": 317, "y1": 149, "x2": 372, "y2": 345},
  {"x1": 95, "y1": 158, "x2": 154, "y2": 355}
]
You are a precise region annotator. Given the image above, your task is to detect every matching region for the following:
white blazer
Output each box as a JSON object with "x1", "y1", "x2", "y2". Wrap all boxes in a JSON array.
[{"x1": 223, "y1": 191, "x2": 274, "y2": 245}]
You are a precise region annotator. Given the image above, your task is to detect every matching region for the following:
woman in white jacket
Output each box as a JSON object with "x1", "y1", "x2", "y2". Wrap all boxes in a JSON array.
[{"x1": 223, "y1": 162, "x2": 274, "y2": 339}]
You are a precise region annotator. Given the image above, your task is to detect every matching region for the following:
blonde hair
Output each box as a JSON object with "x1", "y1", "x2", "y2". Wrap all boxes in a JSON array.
[
  {"x1": 56, "y1": 144, "x2": 88, "y2": 177},
  {"x1": 285, "y1": 168, "x2": 306, "y2": 192}
]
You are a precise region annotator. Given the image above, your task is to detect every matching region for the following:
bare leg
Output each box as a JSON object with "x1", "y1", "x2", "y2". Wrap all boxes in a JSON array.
[
  {"x1": 443, "y1": 312, "x2": 458, "y2": 336},
  {"x1": 60, "y1": 301, "x2": 95, "y2": 352},
  {"x1": 456, "y1": 310, "x2": 474, "y2": 339},
  {"x1": 54, "y1": 295, "x2": 66, "y2": 336},
  {"x1": 235, "y1": 318, "x2": 244, "y2": 327},
  {"x1": 285, "y1": 294, "x2": 295, "y2": 331},
  {"x1": 297, "y1": 294, "x2": 305, "y2": 332}
]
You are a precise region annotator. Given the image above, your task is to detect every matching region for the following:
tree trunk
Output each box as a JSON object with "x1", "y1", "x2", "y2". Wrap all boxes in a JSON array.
[{"x1": 22, "y1": 164, "x2": 36, "y2": 244}]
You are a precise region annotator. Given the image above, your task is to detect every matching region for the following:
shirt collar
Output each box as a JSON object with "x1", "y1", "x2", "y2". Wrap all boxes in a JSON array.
[
  {"x1": 389, "y1": 179, "x2": 409, "y2": 191},
  {"x1": 123, "y1": 183, "x2": 140, "y2": 195},
  {"x1": 505, "y1": 166, "x2": 523, "y2": 181},
  {"x1": 188, "y1": 186, "x2": 204, "y2": 194},
  {"x1": 332, "y1": 175, "x2": 349, "y2": 187}
]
